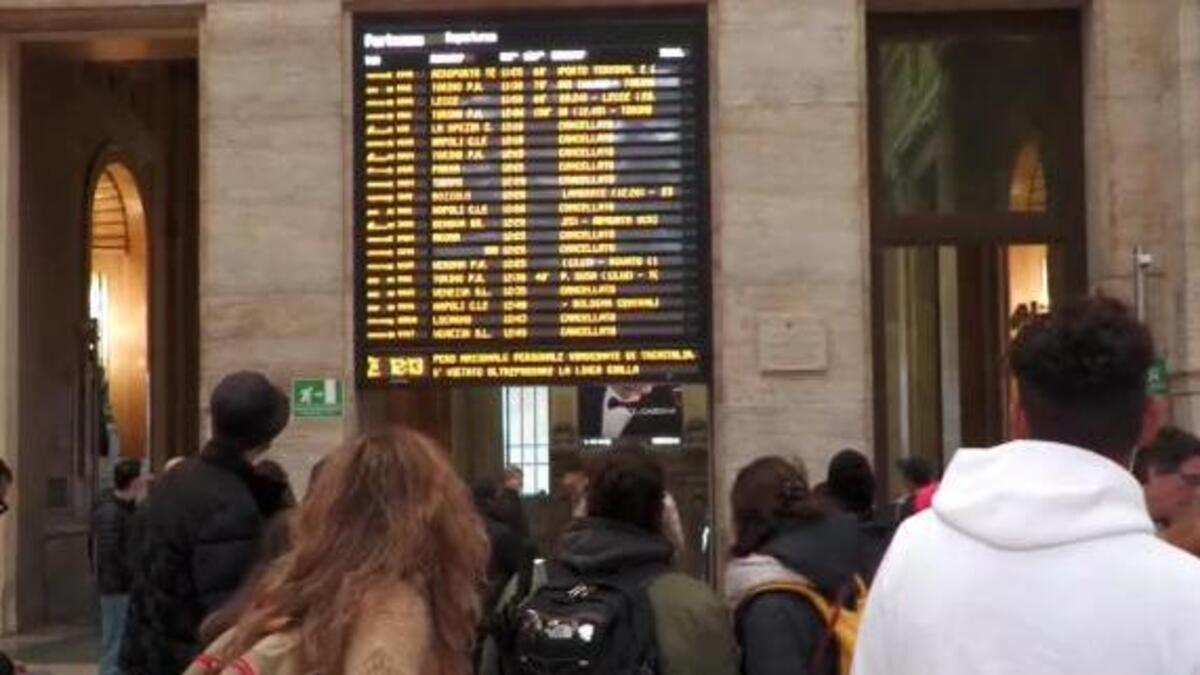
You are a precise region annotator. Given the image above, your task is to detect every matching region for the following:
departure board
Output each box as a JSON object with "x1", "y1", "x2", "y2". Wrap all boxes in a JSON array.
[{"x1": 353, "y1": 12, "x2": 709, "y2": 386}]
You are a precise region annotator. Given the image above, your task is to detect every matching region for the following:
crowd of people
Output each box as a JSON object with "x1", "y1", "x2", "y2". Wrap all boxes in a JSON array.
[{"x1": 64, "y1": 294, "x2": 1200, "y2": 674}]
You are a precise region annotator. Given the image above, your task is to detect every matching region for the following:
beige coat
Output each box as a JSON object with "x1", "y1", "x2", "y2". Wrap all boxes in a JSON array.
[{"x1": 184, "y1": 582, "x2": 436, "y2": 675}]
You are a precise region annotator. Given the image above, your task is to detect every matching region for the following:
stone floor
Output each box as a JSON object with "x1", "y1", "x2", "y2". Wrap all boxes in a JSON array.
[{"x1": 0, "y1": 625, "x2": 98, "y2": 675}]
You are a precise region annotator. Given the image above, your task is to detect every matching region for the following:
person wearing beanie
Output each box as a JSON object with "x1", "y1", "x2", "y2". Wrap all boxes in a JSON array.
[{"x1": 121, "y1": 371, "x2": 291, "y2": 675}]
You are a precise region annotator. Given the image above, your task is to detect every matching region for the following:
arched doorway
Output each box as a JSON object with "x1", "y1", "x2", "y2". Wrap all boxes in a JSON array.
[{"x1": 88, "y1": 162, "x2": 149, "y2": 460}]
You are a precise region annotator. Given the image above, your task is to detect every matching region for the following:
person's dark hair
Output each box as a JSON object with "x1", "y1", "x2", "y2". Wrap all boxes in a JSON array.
[
  {"x1": 731, "y1": 456, "x2": 824, "y2": 558},
  {"x1": 1010, "y1": 296, "x2": 1154, "y2": 462},
  {"x1": 256, "y1": 459, "x2": 296, "y2": 509},
  {"x1": 503, "y1": 465, "x2": 524, "y2": 479},
  {"x1": 1134, "y1": 426, "x2": 1200, "y2": 483},
  {"x1": 586, "y1": 451, "x2": 664, "y2": 534},
  {"x1": 113, "y1": 459, "x2": 142, "y2": 492},
  {"x1": 827, "y1": 449, "x2": 877, "y2": 519},
  {"x1": 255, "y1": 458, "x2": 288, "y2": 484},
  {"x1": 0, "y1": 459, "x2": 12, "y2": 484},
  {"x1": 557, "y1": 453, "x2": 586, "y2": 477},
  {"x1": 472, "y1": 477, "x2": 508, "y2": 522},
  {"x1": 897, "y1": 457, "x2": 935, "y2": 490}
]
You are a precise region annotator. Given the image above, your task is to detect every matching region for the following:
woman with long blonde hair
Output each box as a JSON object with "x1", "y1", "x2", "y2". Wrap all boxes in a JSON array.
[{"x1": 188, "y1": 428, "x2": 488, "y2": 675}]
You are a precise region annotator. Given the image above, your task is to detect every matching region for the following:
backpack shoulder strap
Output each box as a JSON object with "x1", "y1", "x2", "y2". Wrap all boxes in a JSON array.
[
  {"x1": 850, "y1": 575, "x2": 868, "y2": 611},
  {"x1": 740, "y1": 579, "x2": 855, "y2": 675},
  {"x1": 742, "y1": 580, "x2": 836, "y2": 623},
  {"x1": 599, "y1": 564, "x2": 668, "y2": 674}
]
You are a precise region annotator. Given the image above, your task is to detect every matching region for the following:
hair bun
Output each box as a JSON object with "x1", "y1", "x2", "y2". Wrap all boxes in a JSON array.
[{"x1": 782, "y1": 479, "x2": 807, "y2": 503}]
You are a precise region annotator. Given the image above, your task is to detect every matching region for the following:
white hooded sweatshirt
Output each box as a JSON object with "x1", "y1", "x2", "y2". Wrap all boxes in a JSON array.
[{"x1": 852, "y1": 439, "x2": 1200, "y2": 675}]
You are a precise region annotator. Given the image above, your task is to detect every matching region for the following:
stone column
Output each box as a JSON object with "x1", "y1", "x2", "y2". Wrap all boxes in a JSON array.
[
  {"x1": 1167, "y1": 0, "x2": 1200, "y2": 428},
  {"x1": 199, "y1": 0, "x2": 349, "y2": 491},
  {"x1": 1084, "y1": 0, "x2": 1176, "y2": 373},
  {"x1": 711, "y1": 0, "x2": 871, "y2": 532}
]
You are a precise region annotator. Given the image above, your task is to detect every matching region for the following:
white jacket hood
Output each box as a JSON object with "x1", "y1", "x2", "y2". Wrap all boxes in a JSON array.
[{"x1": 932, "y1": 439, "x2": 1153, "y2": 549}]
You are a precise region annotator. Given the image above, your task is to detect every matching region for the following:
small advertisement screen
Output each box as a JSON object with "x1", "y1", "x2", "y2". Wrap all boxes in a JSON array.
[{"x1": 577, "y1": 383, "x2": 682, "y2": 441}]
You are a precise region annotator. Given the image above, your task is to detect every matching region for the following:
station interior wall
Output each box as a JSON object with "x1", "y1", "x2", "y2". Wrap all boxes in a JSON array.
[{"x1": 2, "y1": 0, "x2": 1200, "y2": 630}]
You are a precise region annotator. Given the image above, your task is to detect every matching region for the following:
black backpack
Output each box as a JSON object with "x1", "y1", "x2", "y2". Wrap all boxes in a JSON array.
[{"x1": 498, "y1": 562, "x2": 664, "y2": 675}]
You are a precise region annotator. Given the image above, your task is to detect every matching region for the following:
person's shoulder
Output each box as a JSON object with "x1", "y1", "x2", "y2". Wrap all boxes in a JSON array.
[
  {"x1": 866, "y1": 509, "x2": 940, "y2": 573},
  {"x1": 148, "y1": 459, "x2": 258, "y2": 531},
  {"x1": 93, "y1": 490, "x2": 117, "y2": 513},
  {"x1": 1098, "y1": 535, "x2": 1200, "y2": 623},
  {"x1": 169, "y1": 457, "x2": 256, "y2": 506},
  {"x1": 887, "y1": 508, "x2": 939, "y2": 544},
  {"x1": 361, "y1": 581, "x2": 431, "y2": 627},
  {"x1": 648, "y1": 573, "x2": 723, "y2": 612},
  {"x1": 351, "y1": 581, "x2": 433, "y2": 662},
  {"x1": 1125, "y1": 534, "x2": 1200, "y2": 584}
]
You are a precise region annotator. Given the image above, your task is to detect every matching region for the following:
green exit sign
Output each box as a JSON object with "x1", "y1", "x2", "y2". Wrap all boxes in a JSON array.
[
  {"x1": 1147, "y1": 357, "x2": 1169, "y2": 396},
  {"x1": 291, "y1": 378, "x2": 344, "y2": 418}
]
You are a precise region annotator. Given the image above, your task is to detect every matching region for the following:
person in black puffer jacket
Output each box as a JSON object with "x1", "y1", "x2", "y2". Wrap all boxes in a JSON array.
[
  {"x1": 120, "y1": 371, "x2": 291, "y2": 675},
  {"x1": 725, "y1": 456, "x2": 884, "y2": 675}
]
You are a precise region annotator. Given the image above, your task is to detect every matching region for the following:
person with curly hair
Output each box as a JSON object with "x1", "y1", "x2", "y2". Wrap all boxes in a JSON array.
[{"x1": 853, "y1": 296, "x2": 1200, "y2": 675}]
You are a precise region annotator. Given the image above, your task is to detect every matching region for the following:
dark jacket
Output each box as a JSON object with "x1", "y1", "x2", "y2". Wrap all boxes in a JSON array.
[
  {"x1": 725, "y1": 515, "x2": 882, "y2": 675},
  {"x1": 481, "y1": 514, "x2": 525, "y2": 616},
  {"x1": 497, "y1": 487, "x2": 530, "y2": 543},
  {"x1": 556, "y1": 519, "x2": 738, "y2": 675},
  {"x1": 120, "y1": 442, "x2": 288, "y2": 675},
  {"x1": 92, "y1": 489, "x2": 137, "y2": 595}
]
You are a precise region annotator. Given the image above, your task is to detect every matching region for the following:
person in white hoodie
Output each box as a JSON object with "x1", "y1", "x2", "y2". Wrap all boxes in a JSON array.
[{"x1": 852, "y1": 295, "x2": 1200, "y2": 675}]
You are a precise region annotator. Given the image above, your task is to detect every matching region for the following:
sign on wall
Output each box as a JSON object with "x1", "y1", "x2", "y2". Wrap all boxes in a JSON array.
[
  {"x1": 292, "y1": 378, "x2": 345, "y2": 418},
  {"x1": 352, "y1": 10, "x2": 710, "y2": 386}
]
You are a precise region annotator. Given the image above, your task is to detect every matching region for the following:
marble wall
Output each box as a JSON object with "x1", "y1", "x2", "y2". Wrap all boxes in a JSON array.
[
  {"x1": 199, "y1": 1, "x2": 348, "y2": 490},
  {"x1": 710, "y1": 0, "x2": 871, "y2": 533}
]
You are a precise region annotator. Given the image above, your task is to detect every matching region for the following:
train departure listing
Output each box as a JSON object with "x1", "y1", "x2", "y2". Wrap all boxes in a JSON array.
[{"x1": 354, "y1": 12, "x2": 709, "y2": 385}]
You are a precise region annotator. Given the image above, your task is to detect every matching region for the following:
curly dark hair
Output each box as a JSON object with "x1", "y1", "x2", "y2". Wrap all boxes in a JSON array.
[{"x1": 1010, "y1": 295, "x2": 1154, "y2": 462}]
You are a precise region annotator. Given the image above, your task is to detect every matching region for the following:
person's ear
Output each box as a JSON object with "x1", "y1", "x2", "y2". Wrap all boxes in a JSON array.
[
  {"x1": 1009, "y1": 391, "x2": 1030, "y2": 440},
  {"x1": 1137, "y1": 396, "x2": 1166, "y2": 449}
]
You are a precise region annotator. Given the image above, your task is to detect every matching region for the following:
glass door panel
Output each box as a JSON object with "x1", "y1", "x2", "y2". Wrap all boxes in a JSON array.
[{"x1": 881, "y1": 243, "x2": 1064, "y2": 495}]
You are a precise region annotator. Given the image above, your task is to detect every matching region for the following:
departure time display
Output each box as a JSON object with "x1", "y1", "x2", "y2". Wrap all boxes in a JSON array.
[{"x1": 353, "y1": 11, "x2": 709, "y2": 385}]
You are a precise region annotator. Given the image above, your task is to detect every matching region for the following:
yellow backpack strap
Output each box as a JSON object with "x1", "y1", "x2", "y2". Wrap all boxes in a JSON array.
[
  {"x1": 851, "y1": 575, "x2": 869, "y2": 611},
  {"x1": 742, "y1": 580, "x2": 836, "y2": 623},
  {"x1": 742, "y1": 580, "x2": 846, "y2": 673}
]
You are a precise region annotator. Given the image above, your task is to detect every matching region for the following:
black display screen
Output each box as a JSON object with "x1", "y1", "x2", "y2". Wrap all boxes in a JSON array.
[{"x1": 353, "y1": 10, "x2": 709, "y2": 386}]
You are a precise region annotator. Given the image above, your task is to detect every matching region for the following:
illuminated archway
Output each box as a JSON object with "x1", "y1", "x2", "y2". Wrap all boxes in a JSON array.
[{"x1": 89, "y1": 162, "x2": 149, "y2": 460}]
